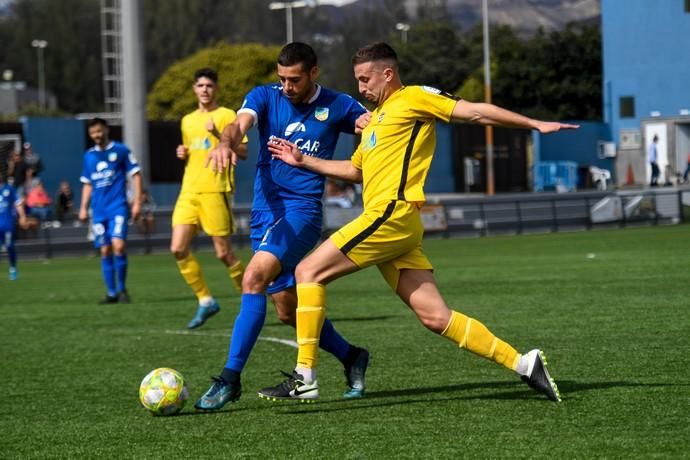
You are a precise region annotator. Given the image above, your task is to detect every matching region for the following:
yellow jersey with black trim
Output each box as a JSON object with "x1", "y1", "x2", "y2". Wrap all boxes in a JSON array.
[
  {"x1": 352, "y1": 86, "x2": 458, "y2": 208},
  {"x1": 180, "y1": 107, "x2": 247, "y2": 194}
]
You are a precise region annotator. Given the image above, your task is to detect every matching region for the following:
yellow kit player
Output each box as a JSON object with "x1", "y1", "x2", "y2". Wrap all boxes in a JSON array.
[
  {"x1": 172, "y1": 68, "x2": 248, "y2": 329},
  {"x1": 262, "y1": 42, "x2": 579, "y2": 402}
]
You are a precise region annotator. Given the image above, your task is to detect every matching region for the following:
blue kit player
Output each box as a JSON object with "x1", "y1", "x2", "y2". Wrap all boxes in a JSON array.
[
  {"x1": 78, "y1": 118, "x2": 142, "y2": 304},
  {"x1": 194, "y1": 42, "x2": 371, "y2": 411},
  {"x1": 0, "y1": 174, "x2": 27, "y2": 280}
]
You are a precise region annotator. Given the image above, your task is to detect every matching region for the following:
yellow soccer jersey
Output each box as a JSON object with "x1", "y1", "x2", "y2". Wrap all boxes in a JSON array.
[
  {"x1": 352, "y1": 86, "x2": 458, "y2": 208},
  {"x1": 180, "y1": 107, "x2": 247, "y2": 194}
]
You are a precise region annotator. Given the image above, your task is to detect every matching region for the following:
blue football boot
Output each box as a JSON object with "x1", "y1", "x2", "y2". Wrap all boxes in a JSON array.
[
  {"x1": 343, "y1": 347, "x2": 370, "y2": 399},
  {"x1": 187, "y1": 300, "x2": 220, "y2": 329},
  {"x1": 194, "y1": 376, "x2": 241, "y2": 411}
]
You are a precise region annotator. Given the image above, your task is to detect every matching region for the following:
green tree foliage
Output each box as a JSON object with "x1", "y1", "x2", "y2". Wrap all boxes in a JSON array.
[
  {"x1": 147, "y1": 42, "x2": 281, "y2": 120},
  {"x1": 0, "y1": 0, "x2": 103, "y2": 114},
  {"x1": 396, "y1": 20, "x2": 469, "y2": 92},
  {"x1": 0, "y1": 0, "x2": 601, "y2": 121},
  {"x1": 455, "y1": 22, "x2": 602, "y2": 120},
  {"x1": 141, "y1": 0, "x2": 283, "y2": 89}
]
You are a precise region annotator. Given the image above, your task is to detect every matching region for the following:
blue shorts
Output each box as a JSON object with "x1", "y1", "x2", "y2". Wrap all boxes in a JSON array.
[
  {"x1": 250, "y1": 207, "x2": 322, "y2": 295},
  {"x1": 91, "y1": 213, "x2": 129, "y2": 248}
]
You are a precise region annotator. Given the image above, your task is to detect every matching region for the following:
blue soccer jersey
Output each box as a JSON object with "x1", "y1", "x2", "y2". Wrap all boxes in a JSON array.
[
  {"x1": 80, "y1": 141, "x2": 140, "y2": 221},
  {"x1": 0, "y1": 184, "x2": 20, "y2": 231},
  {"x1": 238, "y1": 84, "x2": 366, "y2": 211}
]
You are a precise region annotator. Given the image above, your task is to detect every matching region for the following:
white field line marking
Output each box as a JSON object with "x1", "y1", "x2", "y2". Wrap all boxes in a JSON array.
[{"x1": 163, "y1": 329, "x2": 298, "y2": 348}]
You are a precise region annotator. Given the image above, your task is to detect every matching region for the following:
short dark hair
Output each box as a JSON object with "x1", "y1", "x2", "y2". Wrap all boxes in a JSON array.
[
  {"x1": 194, "y1": 67, "x2": 218, "y2": 84},
  {"x1": 352, "y1": 42, "x2": 398, "y2": 66},
  {"x1": 87, "y1": 117, "x2": 108, "y2": 129},
  {"x1": 278, "y1": 42, "x2": 317, "y2": 71}
]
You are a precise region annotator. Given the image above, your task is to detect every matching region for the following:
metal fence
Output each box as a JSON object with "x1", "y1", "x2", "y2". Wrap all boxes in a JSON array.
[
  {"x1": 13, "y1": 188, "x2": 690, "y2": 259},
  {"x1": 423, "y1": 188, "x2": 688, "y2": 238}
]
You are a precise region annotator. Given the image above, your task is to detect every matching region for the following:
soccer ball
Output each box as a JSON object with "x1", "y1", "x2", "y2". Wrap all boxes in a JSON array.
[{"x1": 139, "y1": 368, "x2": 189, "y2": 416}]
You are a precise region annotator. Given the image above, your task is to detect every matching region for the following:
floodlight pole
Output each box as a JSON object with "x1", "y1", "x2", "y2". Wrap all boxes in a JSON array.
[
  {"x1": 396, "y1": 23, "x2": 410, "y2": 44},
  {"x1": 120, "y1": 0, "x2": 150, "y2": 187},
  {"x1": 31, "y1": 39, "x2": 48, "y2": 109},
  {"x1": 482, "y1": 0, "x2": 495, "y2": 196},
  {"x1": 269, "y1": 1, "x2": 309, "y2": 43},
  {"x1": 268, "y1": 1, "x2": 358, "y2": 43}
]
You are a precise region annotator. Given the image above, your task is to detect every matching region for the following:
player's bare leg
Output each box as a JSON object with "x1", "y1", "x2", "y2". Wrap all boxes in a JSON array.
[{"x1": 397, "y1": 268, "x2": 560, "y2": 402}]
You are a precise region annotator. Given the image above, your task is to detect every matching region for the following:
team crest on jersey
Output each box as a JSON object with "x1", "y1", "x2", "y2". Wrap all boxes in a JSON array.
[
  {"x1": 314, "y1": 107, "x2": 329, "y2": 121},
  {"x1": 2, "y1": 189, "x2": 9, "y2": 197},
  {"x1": 108, "y1": 152, "x2": 117, "y2": 162},
  {"x1": 190, "y1": 137, "x2": 211, "y2": 150},
  {"x1": 422, "y1": 86, "x2": 442, "y2": 95},
  {"x1": 377, "y1": 112, "x2": 385, "y2": 123},
  {"x1": 362, "y1": 130, "x2": 377, "y2": 152}
]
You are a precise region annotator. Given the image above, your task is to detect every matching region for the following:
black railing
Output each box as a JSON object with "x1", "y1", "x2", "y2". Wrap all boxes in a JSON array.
[{"x1": 13, "y1": 188, "x2": 690, "y2": 259}]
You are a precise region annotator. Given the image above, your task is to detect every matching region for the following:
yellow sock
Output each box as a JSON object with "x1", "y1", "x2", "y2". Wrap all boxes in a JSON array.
[
  {"x1": 296, "y1": 283, "x2": 326, "y2": 369},
  {"x1": 227, "y1": 260, "x2": 244, "y2": 293},
  {"x1": 442, "y1": 310, "x2": 520, "y2": 371},
  {"x1": 176, "y1": 254, "x2": 211, "y2": 301}
]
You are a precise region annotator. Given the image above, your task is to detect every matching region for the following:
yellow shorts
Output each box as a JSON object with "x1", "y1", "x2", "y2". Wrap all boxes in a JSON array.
[
  {"x1": 172, "y1": 191, "x2": 235, "y2": 237},
  {"x1": 330, "y1": 200, "x2": 433, "y2": 290}
]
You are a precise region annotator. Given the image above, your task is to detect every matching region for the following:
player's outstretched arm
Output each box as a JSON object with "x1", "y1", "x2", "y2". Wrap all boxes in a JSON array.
[
  {"x1": 268, "y1": 137, "x2": 362, "y2": 183},
  {"x1": 234, "y1": 142, "x2": 248, "y2": 161},
  {"x1": 206, "y1": 113, "x2": 253, "y2": 171},
  {"x1": 451, "y1": 100, "x2": 579, "y2": 133}
]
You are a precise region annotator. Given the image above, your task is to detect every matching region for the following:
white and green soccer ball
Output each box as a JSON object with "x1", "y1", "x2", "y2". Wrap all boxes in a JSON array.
[{"x1": 139, "y1": 368, "x2": 189, "y2": 416}]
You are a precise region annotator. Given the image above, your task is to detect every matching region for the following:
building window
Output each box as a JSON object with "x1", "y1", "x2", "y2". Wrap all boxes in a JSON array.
[{"x1": 620, "y1": 96, "x2": 635, "y2": 118}]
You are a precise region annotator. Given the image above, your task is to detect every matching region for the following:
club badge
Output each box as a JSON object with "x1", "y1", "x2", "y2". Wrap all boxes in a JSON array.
[{"x1": 315, "y1": 107, "x2": 329, "y2": 121}]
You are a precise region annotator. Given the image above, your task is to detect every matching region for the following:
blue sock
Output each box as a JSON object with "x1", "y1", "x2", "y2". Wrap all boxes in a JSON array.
[
  {"x1": 101, "y1": 255, "x2": 116, "y2": 296},
  {"x1": 225, "y1": 293, "x2": 267, "y2": 373},
  {"x1": 114, "y1": 254, "x2": 128, "y2": 292},
  {"x1": 7, "y1": 244, "x2": 17, "y2": 268},
  {"x1": 319, "y1": 318, "x2": 350, "y2": 363}
]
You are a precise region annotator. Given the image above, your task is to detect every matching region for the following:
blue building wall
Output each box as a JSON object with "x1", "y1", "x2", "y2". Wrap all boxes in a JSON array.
[
  {"x1": 602, "y1": 0, "x2": 690, "y2": 144},
  {"x1": 427, "y1": 123, "x2": 455, "y2": 193},
  {"x1": 533, "y1": 121, "x2": 613, "y2": 187},
  {"x1": 21, "y1": 117, "x2": 86, "y2": 205},
  {"x1": 535, "y1": 122, "x2": 612, "y2": 167},
  {"x1": 21, "y1": 117, "x2": 460, "y2": 207}
]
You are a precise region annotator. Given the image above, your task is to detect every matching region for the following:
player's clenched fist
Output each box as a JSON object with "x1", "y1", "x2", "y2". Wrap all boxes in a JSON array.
[{"x1": 176, "y1": 144, "x2": 188, "y2": 160}]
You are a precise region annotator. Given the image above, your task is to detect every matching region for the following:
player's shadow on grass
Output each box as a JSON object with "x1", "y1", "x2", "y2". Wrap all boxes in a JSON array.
[
  {"x1": 277, "y1": 379, "x2": 682, "y2": 415},
  {"x1": 146, "y1": 295, "x2": 202, "y2": 304},
  {"x1": 263, "y1": 315, "x2": 397, "y2": 327},
  {"x1": 555, "y1": 379, "x2": 690, "y2": 393}
]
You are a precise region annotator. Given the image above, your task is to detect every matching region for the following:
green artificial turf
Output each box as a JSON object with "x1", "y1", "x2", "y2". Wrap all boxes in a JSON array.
[{"x1": 2, "y1": 225, "x2": 689, "y2": 458}]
